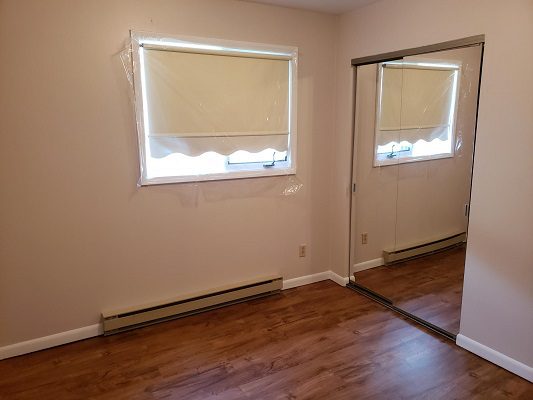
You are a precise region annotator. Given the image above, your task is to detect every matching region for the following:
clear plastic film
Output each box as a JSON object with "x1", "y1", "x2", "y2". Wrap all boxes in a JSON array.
[
  {"x1": 120, "y1": 30, "x2": 302, "y2": 199},
  {"x1": 375, "y1": 57, "x2": 462, "y2": 166}
]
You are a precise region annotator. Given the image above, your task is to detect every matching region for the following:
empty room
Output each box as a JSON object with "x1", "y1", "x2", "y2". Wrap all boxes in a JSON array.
[{"x1": 0, "y1": 0, "x2": 532, "y2": 398}]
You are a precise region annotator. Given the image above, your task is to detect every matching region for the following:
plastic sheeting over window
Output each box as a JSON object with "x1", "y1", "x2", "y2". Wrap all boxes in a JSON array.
[
  {"x1": 375, "y1": 61, "x2": 460, "y2": 162},
  {"x1": 128, "y1": 31, "x2": 298, "y2": 185}
]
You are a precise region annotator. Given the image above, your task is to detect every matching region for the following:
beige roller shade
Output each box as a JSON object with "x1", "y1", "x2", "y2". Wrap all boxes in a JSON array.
[
  {"x1": 142, "y1": 48, "x2": 290, "y2": 156},
  {"x1": 377, "y1": 65, "x2": 456, "y2": 146}
]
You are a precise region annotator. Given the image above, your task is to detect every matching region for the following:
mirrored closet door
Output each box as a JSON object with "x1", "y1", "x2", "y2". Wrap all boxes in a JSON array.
[{"x1": 348, "y1": 39, "x2": 484, "y2": 339}]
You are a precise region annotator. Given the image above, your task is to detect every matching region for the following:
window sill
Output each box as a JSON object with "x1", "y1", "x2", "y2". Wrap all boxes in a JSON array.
[
  {"x1": 141, "y1": 162, "x2": 295, "y2": 185},
  {"x1": 373, "y1": 152, "x2": 454, "y2": 167}
]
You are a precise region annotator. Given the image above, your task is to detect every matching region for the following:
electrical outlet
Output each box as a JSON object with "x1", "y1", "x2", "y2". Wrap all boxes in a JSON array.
[
  {"x1": 299, "y1": 244, "x2": 307, "y2": 257},
  {"x1": 361, "y1": 233, "x2": 368, "y2": 245}
]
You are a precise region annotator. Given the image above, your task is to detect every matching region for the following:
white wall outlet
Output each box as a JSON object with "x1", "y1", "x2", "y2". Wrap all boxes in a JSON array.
[{"x1": 299, "y1": 244, "x2": 307, "y2": 257}]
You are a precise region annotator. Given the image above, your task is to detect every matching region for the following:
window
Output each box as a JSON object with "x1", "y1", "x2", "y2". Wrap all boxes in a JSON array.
[
  {"x1": 131, "y1": 32, "x2": 298, "y2": 185},
  {"x1": 374, "y1": 60, "x2": 460, "y2": 166}
]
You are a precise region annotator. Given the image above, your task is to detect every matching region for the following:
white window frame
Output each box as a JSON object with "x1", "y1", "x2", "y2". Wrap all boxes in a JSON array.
[
  {"x1": 373, "y1": 60, "x2": 461, "y2": 167},
  {"x1": 131, "y1": 31, "x2": 298, "y2": 185}
]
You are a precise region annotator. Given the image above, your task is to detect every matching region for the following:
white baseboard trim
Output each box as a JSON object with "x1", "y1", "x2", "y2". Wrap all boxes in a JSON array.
[
  {"x1": 327, "y1": 271, "x2": 349, "y2": 287},
  {"x1": 0, "y1": 323, "x2": 103, "y2": 361},
  {"x1": 456, "y1": 334, "x2": 533, "y2": 382},
  {"x1": 282, "y1": 271, "x2": 349, "y2": 290},
  {"x1": 282, "y1": 271, "x2": 330, "y2": 290},
  {"x1": 1, "y1": 271, "x2": 349, "y2": 361},
  {"x1": 352, "y1": 257, "x2": 384, "y2": 273}
]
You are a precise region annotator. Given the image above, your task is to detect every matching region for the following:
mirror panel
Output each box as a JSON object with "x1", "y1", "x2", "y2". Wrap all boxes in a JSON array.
[{"x1": 350, "y1": 44, "x2": 483, "y2": 337}]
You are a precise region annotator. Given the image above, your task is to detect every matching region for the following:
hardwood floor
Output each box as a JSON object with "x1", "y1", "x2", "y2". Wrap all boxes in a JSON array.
[
  {"x1": 0, "y1": 281, "x2": 531, "y2": 399},
  {"x1": 354, "y1": 245, "x2": 466, "y2": 334}
]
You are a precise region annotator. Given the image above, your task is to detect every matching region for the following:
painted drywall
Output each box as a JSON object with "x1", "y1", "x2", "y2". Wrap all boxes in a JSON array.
[
  {"x1": 0, "y1": 0, "x2": 338, "y2": 346},
  {"x1": 352, "y1": 47, "x2": 480, "y2": 265},
  {"x1": 332, "y1": 0, "x2": 533, "y2": 367},
  {"x1": 245, "y1": 0, "x2": 378, "y2": 15}
]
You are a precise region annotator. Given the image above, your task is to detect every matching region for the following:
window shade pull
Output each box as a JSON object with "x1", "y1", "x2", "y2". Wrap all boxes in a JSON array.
[
  {"x1": 387, "y1": 145, "x2": 397, "y2": 159},
  {"x1": 263, "y1": 152, "x2": 277, "y2": 168}
]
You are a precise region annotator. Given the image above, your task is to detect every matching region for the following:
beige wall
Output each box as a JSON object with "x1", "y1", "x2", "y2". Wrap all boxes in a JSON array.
[
  {"x1": 333, "y1": 0, "x2": 533, "y2": 367},
  {"x1": 1, "y1": 0, "x2": 532, "y2": 372},
  {"x1": 0, "y1": 0, "x2": 337, "y2": 346},
  {"x1": 352, "y1": 47, "x2": 480, "y2": 265}
]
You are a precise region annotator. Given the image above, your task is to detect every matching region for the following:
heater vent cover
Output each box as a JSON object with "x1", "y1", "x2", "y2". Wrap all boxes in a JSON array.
[
  {"x1": 383, "y1": 232, "x2": 466, "y2": 264},
  {"x1": 102, "y1": 276, "x2": 282, "y2": 335}
]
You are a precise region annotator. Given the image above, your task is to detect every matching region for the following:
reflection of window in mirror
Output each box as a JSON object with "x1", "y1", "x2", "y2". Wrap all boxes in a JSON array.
[{"x1": 374, "y1": 59, "x2": 461, "y2": 166}]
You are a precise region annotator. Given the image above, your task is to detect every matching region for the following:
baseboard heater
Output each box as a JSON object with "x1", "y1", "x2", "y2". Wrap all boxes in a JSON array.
[
  {"x1": 102, "y1": 276, "x2": 282, "y2": 335},
  {"x1": 383, "y1": 232, "x2": 466, "y2": 265}
]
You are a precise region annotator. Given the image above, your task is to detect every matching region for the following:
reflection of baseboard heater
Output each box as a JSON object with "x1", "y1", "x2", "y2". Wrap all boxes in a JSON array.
[
  {"x1": 102, "y1": 276, "x2": 282, "y2": 335},
  {"x1": 383, "y1": 232, "x2": 466, "y2": 265}
]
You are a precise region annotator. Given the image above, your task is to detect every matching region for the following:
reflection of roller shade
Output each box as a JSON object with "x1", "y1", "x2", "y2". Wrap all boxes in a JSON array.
[
  {"x1": 375, "y1": 126, "x2": 450, "y2": 149},
  {"x1": 143, "y1": 48, "x2": 290, "y2": 157},
  {"x1": 378, "y1": 65, "x2": 456, "y2": 146}
]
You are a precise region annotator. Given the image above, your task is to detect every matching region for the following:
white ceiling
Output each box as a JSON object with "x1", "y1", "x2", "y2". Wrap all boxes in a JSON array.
[{"x1": 243, "y1": 0, "x2": 378, "y2": 15}]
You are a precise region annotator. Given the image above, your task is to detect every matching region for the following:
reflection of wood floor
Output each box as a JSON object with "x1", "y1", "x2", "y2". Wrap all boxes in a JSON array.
[
  {"x1": 1, "y1": 281, "x2": 531, "y2": 399},
  {"x1": 354, "y1": 245, "x2": 466, "y2": 334}
]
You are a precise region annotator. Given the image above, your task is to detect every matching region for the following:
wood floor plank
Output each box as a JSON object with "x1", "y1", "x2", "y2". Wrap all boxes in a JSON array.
[
  {"x1": 0, "y1": 281, "x2": 530, "y2": 399},
  {"x1": 354, "y1": 245, "x2": 467, "y2": 333}
]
